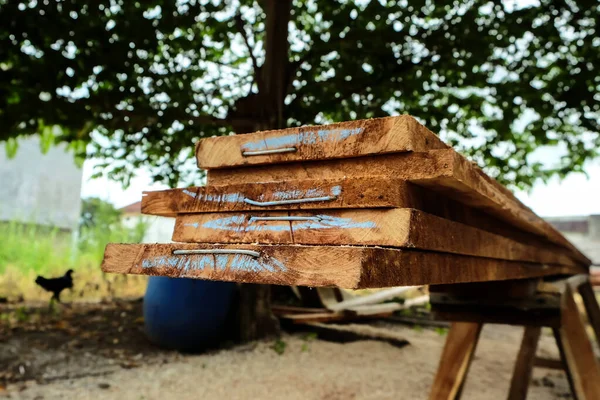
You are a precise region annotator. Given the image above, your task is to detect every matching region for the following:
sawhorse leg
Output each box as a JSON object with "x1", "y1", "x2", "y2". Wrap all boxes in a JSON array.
[
  {"x1": 577, "y1": 281, "x2": 600, "y2": 349},
  {"x1": 508, "y1": 326, "x2": 541, "y2": 400},
  {"x1": 553, "y1": 285, "x2": 600, "y2": 399},
  {"x1": 430, "y1": 276, "x2": 600, "y2": 400},
  {"x1": 429, "y1": 322, "x2": 482, "y2": 400}
]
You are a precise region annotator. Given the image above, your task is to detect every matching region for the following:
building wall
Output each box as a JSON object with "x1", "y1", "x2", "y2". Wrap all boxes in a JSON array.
[
  {"x1": 122, "y1": 214, "x2": 175, "y2": 243},
  {"x1": 0, "y1": 136, "x2": 83, "y2": 231}
]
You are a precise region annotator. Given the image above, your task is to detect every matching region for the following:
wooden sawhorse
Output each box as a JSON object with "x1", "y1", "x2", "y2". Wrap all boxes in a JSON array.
[{"x1": 428, "y1": 275, "x2": 600, "y2": 399}]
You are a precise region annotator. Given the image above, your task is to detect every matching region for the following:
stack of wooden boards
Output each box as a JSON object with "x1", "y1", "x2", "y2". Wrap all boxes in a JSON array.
[{"x1": 101, "y1": 116, "x2": 590, "y2": 289}]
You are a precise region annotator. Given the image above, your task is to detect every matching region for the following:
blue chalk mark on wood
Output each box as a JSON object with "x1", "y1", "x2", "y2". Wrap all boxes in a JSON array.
[
  {"x1": 182, "y1": 189, "x2": 244, "y2": 203},
  {"x1": 197, "y1": 213, "x2": 376, "y2": 232},
  {"x1": 182, "y1": 185, "x2": 342, "y2": 204},
  {"x1": 241, "y1": 128, "x2": 365, "y2": 152},
  {"x1": 141, "y1": 253, "x2": 287, "y2": 273},
  {"x1": 182, "y1": 189, "x2": 197, "y2": 198}
]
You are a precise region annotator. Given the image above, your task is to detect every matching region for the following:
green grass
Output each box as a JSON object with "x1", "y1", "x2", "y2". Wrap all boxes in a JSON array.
[{"x1": 0, "y1": 219, "x2": 149, "y2": 301}]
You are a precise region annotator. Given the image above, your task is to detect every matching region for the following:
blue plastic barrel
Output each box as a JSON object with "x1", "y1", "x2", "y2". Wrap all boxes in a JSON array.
[{"x1": 143, "y1": 276, "x2": 237, "y2": 352}]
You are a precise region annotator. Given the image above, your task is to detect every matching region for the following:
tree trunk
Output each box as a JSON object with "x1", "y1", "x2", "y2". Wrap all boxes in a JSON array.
[{"x1": 230, "y1": 0, "x2": 292, "y2": 342}]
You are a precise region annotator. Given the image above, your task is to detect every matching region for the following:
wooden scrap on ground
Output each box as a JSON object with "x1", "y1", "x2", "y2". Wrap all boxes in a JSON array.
[{"x1": 285, "y1": 322, "x2": 410, "y2": 349}]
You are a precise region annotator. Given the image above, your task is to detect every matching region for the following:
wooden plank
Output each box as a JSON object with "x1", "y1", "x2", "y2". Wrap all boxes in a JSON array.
[
  {"x1": 207, "y1": 149, "x2": 589, "y2": 265},
  {"x1": 101, "y1": 243, "x2": 578, "y2": 289},
  {"x1": 280, "y1": 303, "x2": 401, "y2": 323},
  {"x1": 196, "y1": 115, "x2": 448, "y2": 169},
  {"x1": 347, "y1": 303, "x2": 402, "y2": 314},
  {"x1": 206, "y1": 146, "x2": 453, "y2": 185},
  {"x1": 327, "y1": 286, "x2": 418, "y2": 311},
  {"x1": 555, "y1": 286, "x2": 600, "y2": 399},
  {"x1": 144, "y1": 176, "x2": 582, "y2": 268},
  {"x1": 508, "y1": 326, "x2": 541, "y2": 400},
  {"x1": 429, "y1": 322, "x2": 482, "y2": 400},
  {"x1": 173, "y1": 209, "x2": 581, "y2": 267},
  {"x1": 290, "y1": 322, "x2": 409, "y2": 349},
  {"x1": 271, "y1": 305, "x2": 328, "y2": 314},
  {"x1": 200, "y1": 174, "x2": 576, "y2": 264},
  {"x1": 141, "y1": 177, "x2": 418, "y2": 217}
]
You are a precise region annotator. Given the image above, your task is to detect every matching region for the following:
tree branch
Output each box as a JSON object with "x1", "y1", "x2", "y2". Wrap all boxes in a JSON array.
[
  {"x1": 235, "y1": 11, "x2": 262, "y2": 92},
  {"x1": 103, "y1": 110, "x2": 259, "y2": 132}
]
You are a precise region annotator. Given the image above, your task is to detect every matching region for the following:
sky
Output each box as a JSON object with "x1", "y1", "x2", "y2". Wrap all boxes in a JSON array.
[{"x1": 80, "y1": 155, "x2": 600, "y2": 218}]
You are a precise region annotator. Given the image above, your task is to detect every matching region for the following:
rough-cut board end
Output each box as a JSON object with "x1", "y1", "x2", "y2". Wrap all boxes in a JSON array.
[
  {"x1": 141, "y1": 190, "x2": 178, "y2": 218},
  {"x1": 392, "y1": 115, "x2": 449, "y2": 152},
  {"x1": 101, "y1": 244, "x2": 139, "y2": 274},
  {"x1": 194, "y1": 140, "x2": 203, "y2": 170}
]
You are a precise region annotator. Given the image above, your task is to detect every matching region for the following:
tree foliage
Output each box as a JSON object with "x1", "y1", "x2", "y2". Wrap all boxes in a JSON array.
[
  {"x1": 79, "y1": 197, "x2": 121, "y2": 230},
  {"x1": 1, "y1": 0, "x2": 598, "y2": 189}
]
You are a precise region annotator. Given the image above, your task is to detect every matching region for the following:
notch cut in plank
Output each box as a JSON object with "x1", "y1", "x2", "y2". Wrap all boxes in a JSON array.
[
  {"x1": 207, "y1": 149, "x2": 589, "y2": 265},
  {"x1": 102, "y1": 243, "x2": 578, "y2": 290},
  {"x1": 196, "y1": 115, "x2": 448, "y2": 169},
  {"x1": 141, "y1": 177, "x2": 418, "y2": 217},
  {"x1": 173, "y1": 209, "x2": 581, "y2": 268}
]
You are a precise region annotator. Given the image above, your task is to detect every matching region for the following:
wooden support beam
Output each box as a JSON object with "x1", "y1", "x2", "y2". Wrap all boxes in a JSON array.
[
  {"x1": 196, "y1": 115, "x2": 447, "y2": 169},
  {"x1": 173, "y1": 209, "x2": 581, "y2": 268},
  {"x1": 508, "y1": 326, "x2": 541, "y2": 400},
  {"x1": 101, "y1": 243, "x2": 577, "y2": 290},
  {"x1": 534, "y1": 357, "x2": 564, "y2": 370},
  {"x1": 429, "y1": 322, "x2": 482, "y2": 400}
]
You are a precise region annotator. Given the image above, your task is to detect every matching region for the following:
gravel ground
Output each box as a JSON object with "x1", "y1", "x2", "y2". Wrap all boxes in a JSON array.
[{"x1": 4, "y1": 323, "x2": 575, "y2": 400}]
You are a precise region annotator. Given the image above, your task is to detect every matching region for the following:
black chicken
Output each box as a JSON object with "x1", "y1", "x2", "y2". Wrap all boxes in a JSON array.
[{"x1": 35, "y1": 269, "x2": 74, "y2": 304}]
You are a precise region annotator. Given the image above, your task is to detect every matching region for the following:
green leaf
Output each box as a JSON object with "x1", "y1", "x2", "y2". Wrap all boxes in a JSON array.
[
  {"x1": 5, "y1": 138, "x2": 19, "y2": 159},
  {"x1": 0, "y1": 0, "x2": 597, "y2": 189},
  {"x1": 40, "y1": 125, "x2": 55, "y2": 154},
  {"x1": 271, "y1": 338, "x2": 287, "y2": 355}
]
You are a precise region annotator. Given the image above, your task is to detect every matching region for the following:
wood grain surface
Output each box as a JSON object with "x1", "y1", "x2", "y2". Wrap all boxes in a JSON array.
[
  {"x1": 207, "y1": 149, "x2": 589, "y2": 265},
  {"x1": 141, "y1": 177, "x2": 419, "y2": 216},
  {"x1": 173, "y1": 209, "x2": 580, "y2": 267},
  {"x1": 102, "y1": 243, "x2": 578, "y2": 289}
]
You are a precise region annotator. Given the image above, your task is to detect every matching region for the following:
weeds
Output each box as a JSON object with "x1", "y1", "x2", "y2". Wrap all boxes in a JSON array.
[
  {"x1": 434, "y1": 327, "x2": 448, "y2": 336},
  {"x1": 0, "y1": 210, "x2": 148, "y2": 301},
  {"x1": 301, "y1": 332, "x2": 318, "y2": 352},
  {"x1": 271, "y1": 338, "x2": 287, "y2": 355}
]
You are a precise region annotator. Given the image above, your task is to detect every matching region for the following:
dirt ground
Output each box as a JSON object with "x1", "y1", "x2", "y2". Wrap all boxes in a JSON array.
[{"x1": 0, "y1": 300, "x2": 581, "y2": 399}]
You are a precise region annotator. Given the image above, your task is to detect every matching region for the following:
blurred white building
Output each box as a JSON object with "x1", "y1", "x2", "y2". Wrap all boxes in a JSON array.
[
  {"x1": 0, "y1": 136, "x2": 82, "y2": 231},
  {"x1": 120, "y1": 201, "x2": 175, "y2": 243},
  {"x1": 547, "y1": 215, "x2": 600, "y2": 267}
]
